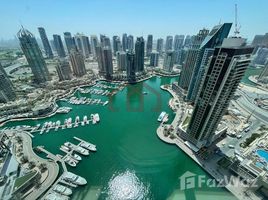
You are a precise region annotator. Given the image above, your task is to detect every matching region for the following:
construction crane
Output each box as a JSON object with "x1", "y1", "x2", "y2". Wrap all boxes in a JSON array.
[{"x1": 234, "y1": 4, "x2": 241, "y2": 36}]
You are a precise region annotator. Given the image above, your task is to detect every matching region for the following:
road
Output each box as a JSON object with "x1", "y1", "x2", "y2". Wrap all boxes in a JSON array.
[{"x1": 235, "y1": 90, "x2": 268, "y2": 124}]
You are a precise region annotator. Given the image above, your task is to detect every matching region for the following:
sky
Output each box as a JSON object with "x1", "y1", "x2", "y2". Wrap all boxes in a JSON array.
[{"x1": 0, "y1": 0, "x2": 267, "y2": 41}]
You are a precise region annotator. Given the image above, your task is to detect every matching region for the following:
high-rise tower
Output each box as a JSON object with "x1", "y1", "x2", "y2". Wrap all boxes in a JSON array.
[
  {"x1": 183, "y1": 38, "x2": 253, "y2": 148},
  {"x1": 163, "y1": 50, "x2": 175, "y2": 72},
  {"x1": 0, "y1": 63, "x2": 16, "y2": 103},
  {"x1": 156, "y1": 38, "x2": 164, "y2": 54},
  {"x1": 38, "y1": 27, "x2": 53, "y2": 58},
  {"x1": 18, "y1": 27, "x2": 50, "y2": 84},
  {"x1": 53, "y1": 34, "x2": 66, "y2": 58},
  {"x1": 70, "y1": 50, "x2": 86, "y2": 77},
  {"x1": 174, "y1": 35, "x2": 185, "y2": 51},
  {"x1": 116, "y1": 51, "x2": 127, "y2": 71},
  {"x1": 56, "y1": 59, "x2": 72, "y2": 81},
  {"x1": 64, "y1": 32, "x2": 77, "y2": 54},
  {"x1": 126, "y1": 51, "x2": 136, "y2": 83},
  {"x1": 178, "y1": 29, "x2": 209, "y2": 91},
  {"x1": 102, "y1": 47, "x2": 113, "y2": 80},
  {"x1": 135, "y1": 37, "x2": 145, "y2": 72},
  {"x1": 186, "y1": 23, "x2": 232, "y2": 102},
  {"x1": 165, "y1": 36, "x2": 173, "y2": 52},
  {"x1": 122, "y1": 33, "x2": 128, "y2": 51},
  {"x1": 146, "y1": 34, "x2": 153, "y2": 57}
]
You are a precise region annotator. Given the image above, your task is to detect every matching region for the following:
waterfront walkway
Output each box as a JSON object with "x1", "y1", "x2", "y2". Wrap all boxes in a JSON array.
[
  {"x1": 16, "y1": 131, "x2": 59, "y2": 200},
  {"x1": 157, "y1": 85, "x2": 261, "y2": 200}
]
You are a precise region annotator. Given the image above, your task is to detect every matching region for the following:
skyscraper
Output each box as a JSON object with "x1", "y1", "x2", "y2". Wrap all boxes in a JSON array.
[
  {"x1": 53, "y1": 34, "x2": 66, "y2": 58},
  {"x1": 0, "y1": 63, "x2": 16, "y2": 103},
  {"x1": 64, "y1": 32, "x2": 76, "y2": 54},
  {"x1": 127, "y1": 35, "x2": 134, "y2": 51},
  {"x1": 156, "y1": 38, "x2": 164, "y2": 54},
  {"x1": 174, "y1": 35, "x2": 185, "y2": 51},
  {"x1": 146, "y1": 34, "x2": 153, "y2": 57},
  {"x1": 122, "y1": 33, "x2": 128, "y2": 51},
  {"x1": 18, "y1": 27, "x2": 50, "y2": 84},
  {"x1": 74, "y1": 34, "x2": 91, "y2": 58},
  {"x1": 116, "y1": 51, "x2": 127, "y2": 71},
  {"x1": 69, "y1": 50, "x2": 86, "y2": 77},
  {"x1": 100, "y1": 35, "x2": 111, "y2": 48},
  {"x1": 184, "y1": 35, "x2": 192, "y2": 47},
  {"x1": 183, "y1": 38, "x2": 253, "y2": 148},
  {"x1": 165, "y1": 36, "x2": 173, "y2": 52},
  {"x1": 38, "y1": 27, "x2": 53, "y2": 58},
  {"x1": 163, "y1": 50, "x2": 175, "y2": 72},
  {"x1": 178, "y1": 29, "x2": 208, "y2": 91},
  {"x1": 96, "y1": 45, "x2": 105, "y2": 75},
  {"x1": 135, "y1": 37, "x2": 145, "y2": 72},
  {"x1": 126, "y1": 51, "x2": 136, "y2": 83},
  {"x1": 90, "y1": 35, "x2": 99, "y2": 58},
  {"x1": 174, "y1": 49, "x2": 187, "y2": 65},
  {"x1": 150, "y1": 51, "x2": 159, "y2": 67},
  {"x1": 113, "y1": 36, "x2": 122, "y2": 56},
  {"x1": 102, "y1": 47, "x2": 113, "y2": 80},
  {"x1": 186, "y1": 23, "x2": 232, "y2": 102},
  {"x1": 56, "y1": 59, "x2": 72, "y2": 81}
]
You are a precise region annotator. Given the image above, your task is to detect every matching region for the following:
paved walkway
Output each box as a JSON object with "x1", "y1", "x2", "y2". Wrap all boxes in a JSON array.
[
  {"x1": 16, "y1": 131, "x2": 59, "y2": 200},
  {"x1": 157, "y1": 86, "x2": 261, "y2": 200}
]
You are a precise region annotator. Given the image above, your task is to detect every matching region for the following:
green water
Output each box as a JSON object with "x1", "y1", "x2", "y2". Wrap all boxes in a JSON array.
[
  {"x1": 241, "y1": 66, "x2": 263, "y2": 86},
  {"x1": 2, "y1": 77, "x2": 236, "y2": 200}
]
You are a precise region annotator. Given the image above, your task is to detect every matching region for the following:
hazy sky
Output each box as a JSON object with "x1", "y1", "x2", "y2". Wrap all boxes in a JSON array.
[{"x1": 0, "y1": 0, "x2": 267, "y2": 41}]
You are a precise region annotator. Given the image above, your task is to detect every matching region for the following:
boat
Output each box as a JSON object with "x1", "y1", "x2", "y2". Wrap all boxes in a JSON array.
[
  {"x1": 64, "y1": 156, "x2": 77, "y2": 167},
  {"x1": 157, "y1": 112, "x2": 166, "y2": 122},
  {"x1": 92, "y1": 113, "x2": 100, "y2": 124},
  {"x1": 80, "y1": 142, "x2": 97, "y2": 152},
  {"x1": 44, "y1": 192, "x2": 69, "y2": 200},
  {"x1": 62, "y1": 172, "x2": 87, "y2": 185},
  {"x1": 61, "y1": 145, "x2": 71, "y2": 152},
  {"x1": 53, "y1": 184, "x2": 72, "y2": 196},
  {"x1": 71, "y1": 153, "x2": 82, "y2": 161},
  {"x1": 163, "y1": 114, "x2": 169, "y2": 123},
  {"x1": 64, "y1": 142, "x2": 89, "y2": 156},
  {"x1": 103, "y1": 101, "x2": 109, "y2": 106}
]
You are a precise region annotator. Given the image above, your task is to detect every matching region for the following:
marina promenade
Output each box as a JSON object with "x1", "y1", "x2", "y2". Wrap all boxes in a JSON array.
[
  {"x1": 16, "y1": 131, "x2": 60, "y2": 200},
  {"x1": 157, "y1": 85, "x2": 261, "y2": 200}
]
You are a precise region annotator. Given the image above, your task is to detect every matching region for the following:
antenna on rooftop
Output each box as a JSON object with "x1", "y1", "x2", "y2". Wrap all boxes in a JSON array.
[{"x1": 234, "y1": 4, "x2": 241, "y2": 36}]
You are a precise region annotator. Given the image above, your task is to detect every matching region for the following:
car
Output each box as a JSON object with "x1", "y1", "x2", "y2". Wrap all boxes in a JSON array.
[
  {"x1": 236, "y1": 134, "x2": 242, "y2": 139},
  {"x1": 245, "y1": 128, "x2": 250, "y2": 132},
  {"x1": 228, "y1": 145, "x2": 235, "y2": 149}
]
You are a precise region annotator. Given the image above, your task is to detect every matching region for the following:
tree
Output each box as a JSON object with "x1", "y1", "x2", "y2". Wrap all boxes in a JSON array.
[
  {"x1": 38, "y1": 163, "x2": 47, "y2": 173},
  {"x1": 20, "y1": 155, "x2": 28, "y2": 164},
  {"x1": 28, "y1": 161, "x2": 36, "y2": 169}
]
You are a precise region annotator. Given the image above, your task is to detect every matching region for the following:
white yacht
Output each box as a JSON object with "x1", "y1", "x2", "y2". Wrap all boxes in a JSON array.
[
  {"x1": 80, "y1": 142, "x2": 97, "y2": 152},
  {"x1": 71, "y1": 153, "x2": 82, "y2": 161},
  {"x1": 44, "y1": 192, "x2": 69, "y2": 200},
  {"x1": 64, "y1": 156, "x2": 77, "y2": 167},
  {"x1": 53, "y1": 184, "x2": 72, "y2": 196},
  {"x1": 64, "y1": 142, "x2": 89, "y2": 156},
  {"x1": 62, "y1": 172, "x2": 87, "y2": 185},
  {"x1": 91, "y1": 113, "x2": 100, "y2": 124},
  {"x1": 157, "y1": 112, "x2": 166, "y2": 122},
  {"x1": 60, "y1": 145, "x2": 71, "y2": 152}
]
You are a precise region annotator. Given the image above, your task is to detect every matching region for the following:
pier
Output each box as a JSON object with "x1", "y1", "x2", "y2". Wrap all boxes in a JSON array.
[{"x1": 37, "y1": 146, "x2": 67, "y2": 172}]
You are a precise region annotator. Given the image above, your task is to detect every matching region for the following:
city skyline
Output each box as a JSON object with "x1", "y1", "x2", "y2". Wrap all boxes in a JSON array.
[{"x1": 0, "y1": 0, "x2": 268, "y2": 41}]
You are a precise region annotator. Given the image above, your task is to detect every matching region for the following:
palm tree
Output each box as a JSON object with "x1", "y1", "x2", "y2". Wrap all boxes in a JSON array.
[
  {"x1": 20, "y1": 155, "x2": 28, "y2": 164},
  {"x1": 15, "y1": 136, "x2": 23, "y2": 144},
  {"x1": 28, "y1": 161, "x2": 36, "y2": 169},
  {"x1": 38, "y1": 163, "x2": 47, "y2": 173}
]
